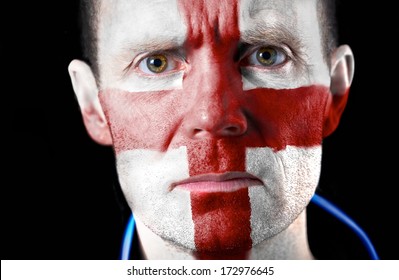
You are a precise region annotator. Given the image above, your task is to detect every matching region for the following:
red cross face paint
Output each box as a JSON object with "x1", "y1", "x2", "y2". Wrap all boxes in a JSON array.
[{"x1": 96, "y1": 0, "x2": 348, "y2": 259}]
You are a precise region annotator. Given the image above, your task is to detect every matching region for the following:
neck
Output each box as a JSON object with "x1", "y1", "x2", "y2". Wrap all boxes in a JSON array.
[{"x1": 135, "y1": 210, "x2": 313, "y2": 260}]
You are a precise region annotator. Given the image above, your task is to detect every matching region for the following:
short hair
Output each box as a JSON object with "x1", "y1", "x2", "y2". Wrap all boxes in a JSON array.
[
  {"x1": 78, "y1": 0, "x2": 337, "y2": 80},
  {"x1": 317, "y1": 0, "x2": 338, "y2": 66},
  {"x1": 79, "y1": 0, "x2": 100, "y2": 80}
]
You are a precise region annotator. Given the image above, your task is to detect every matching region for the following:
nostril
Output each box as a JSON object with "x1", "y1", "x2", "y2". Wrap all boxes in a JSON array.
[
  {"x1": 191, "y1": 128, "x2": 211, "y2": 139},
  {"x1": 191, "y1": 125, "x2": 244, "y2": 138},
  {"x1": 193, "y1": 128, "x2": 203, "y2": 134},
  {"x1": 219, "y1": 122, "x2": 247, "y2": 136},
  {"x1": 224, "y1": 126, "x2": 240, "y2": 135}
]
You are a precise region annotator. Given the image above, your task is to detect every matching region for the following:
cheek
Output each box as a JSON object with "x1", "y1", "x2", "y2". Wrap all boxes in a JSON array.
[
  {"x1": 99, "y1": 89, "x2": 183, "y2": 153},
  {"x1": 246, "y1": 145, "x2": 322, "y2": 246},
  {"x1": 244, "y1": 85, "x2": 330, "y2": 150}
]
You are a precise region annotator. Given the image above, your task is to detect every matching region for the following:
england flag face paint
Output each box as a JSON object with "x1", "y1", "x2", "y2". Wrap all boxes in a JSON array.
[{"x1": 96, "y1": 0, "x2": 348, "y2": 258}]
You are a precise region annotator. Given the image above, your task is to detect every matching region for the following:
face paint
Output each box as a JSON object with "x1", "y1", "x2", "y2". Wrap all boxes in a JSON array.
[
  {"x1": 191, "y1": 188, "x2": 252, "y2": 259},
  {"x1": 97, "y1": 0, "x2": 342, "y2": 259}
]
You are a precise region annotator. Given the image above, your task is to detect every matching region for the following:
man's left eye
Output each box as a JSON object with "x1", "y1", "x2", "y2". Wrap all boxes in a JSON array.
[
  {"x1": 247, "y1": 46, "x2": 287, "y2": 67},
  {"x1": 138, "y1": 53, "x2": 181, "y2": 74}
]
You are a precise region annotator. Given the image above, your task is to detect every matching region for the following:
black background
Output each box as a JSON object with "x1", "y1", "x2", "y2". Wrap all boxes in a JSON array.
[{"x1": 4, "y1": 1, "x2": 397, "y2": 260}]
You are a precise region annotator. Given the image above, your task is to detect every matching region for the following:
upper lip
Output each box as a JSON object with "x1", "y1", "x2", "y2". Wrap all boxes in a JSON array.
[{"x1": 169, "y1": 171, "x2": 263, "y2": 191}]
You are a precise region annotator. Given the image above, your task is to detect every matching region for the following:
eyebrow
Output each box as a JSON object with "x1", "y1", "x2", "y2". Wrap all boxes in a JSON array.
[
  {"x1": 240, "y1": 21, "x2": 310, "y2": 77},
  {"x1": 240, "y1": 22, "x2": 303, "y2": 50},
  {"x1": 121, "y1": 36, "x2": 185, "y2": 54},
  {"x1": 115, "y1": 36, "x2": 185, "y2": 74}
]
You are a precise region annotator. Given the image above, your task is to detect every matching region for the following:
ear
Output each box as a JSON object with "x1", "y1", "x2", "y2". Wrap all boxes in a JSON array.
[
  {"x1": 68, "y1": 59, "x2": 112, "y2": 145},
  {"x1": 323, "y1": 45, "x2": 355, "y2": 137}
]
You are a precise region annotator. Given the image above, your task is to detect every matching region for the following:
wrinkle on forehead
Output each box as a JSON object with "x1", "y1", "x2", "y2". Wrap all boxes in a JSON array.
[
  {"x1": 246, "y1": 0, "x2": 296, "y2": 22},
  {"x1": 99, "y1": 0, "x2": 186, "y2": 48},
  {"x1": 178, "y1": 0, "x2": 239, "y2": 43},
  {"x1": 241, "y1": 0, "x2": 298, "y2": 39}
]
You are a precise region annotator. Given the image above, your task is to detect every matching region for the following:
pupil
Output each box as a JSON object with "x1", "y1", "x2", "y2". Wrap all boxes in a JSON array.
[
  {"x1": 152, "y1": 58, "x2": 163, "y2": 68},
  {"x1": 261, "y1": 51, "x2": 271, "y2": 60},
  {"x1": 147, "y1": 55, "x2": 167, "y2": 73}
]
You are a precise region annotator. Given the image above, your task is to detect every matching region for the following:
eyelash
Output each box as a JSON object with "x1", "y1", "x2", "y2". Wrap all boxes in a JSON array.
[{"x1": 134, "y1": 45, "x2": 288, "y2": 75}]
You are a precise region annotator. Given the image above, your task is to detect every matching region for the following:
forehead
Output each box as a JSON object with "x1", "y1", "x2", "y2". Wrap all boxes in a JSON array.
[
  {"x1": 97, "y1": 0, "x2": 321, "y2": 47},
  {"x1": 98, "y1": 0, "x2": 186, "y2": 51}
]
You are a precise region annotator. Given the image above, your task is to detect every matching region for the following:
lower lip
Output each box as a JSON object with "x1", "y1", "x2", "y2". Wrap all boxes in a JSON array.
[{"x1": 175, "y1": 178, "x2": 262, "y2": 193}]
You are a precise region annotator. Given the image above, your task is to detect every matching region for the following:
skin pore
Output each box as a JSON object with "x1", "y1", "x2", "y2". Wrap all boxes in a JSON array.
[{"x1": 68, "y1": 0, "x2": 354, "y2": 259}]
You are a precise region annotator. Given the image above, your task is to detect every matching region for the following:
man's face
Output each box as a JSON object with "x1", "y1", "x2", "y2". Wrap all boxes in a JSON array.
[{"x1": 96, "y1": 0, "x2": 332, "y2": 257}]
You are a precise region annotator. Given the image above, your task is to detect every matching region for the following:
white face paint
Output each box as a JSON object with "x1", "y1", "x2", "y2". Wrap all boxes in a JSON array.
[
  {"x1": 240, "y1": 0, "x2": 330, "y2": 89},
  {"x1": 117, "y1": 147, "x2": 196, "y2": 249},
  {"x1": 97, "y1": 0, "x2": 187, "y2": 91},
  {"x1": 247, "y1": 146, "x2": 321, "y2": 244},
  {"x1": 237, "y1": 0, "x2": 328, "y2": 246},
  {"x1": 95, "y1": 0, "x2": 331, "y2": 257}
]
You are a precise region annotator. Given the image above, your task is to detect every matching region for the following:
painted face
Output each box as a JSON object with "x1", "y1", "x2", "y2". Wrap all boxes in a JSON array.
[{"x1": 96, "y1": 0, "x2": 343, "y2": 258}]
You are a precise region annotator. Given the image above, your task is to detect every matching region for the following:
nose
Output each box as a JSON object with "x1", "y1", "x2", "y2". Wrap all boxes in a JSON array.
[
  {"x1": 186, "y1": 102, "x2": 247, "y2": 138},
  {"x1": 182, "y1": 64, "x2": 247, "y2": 139}
]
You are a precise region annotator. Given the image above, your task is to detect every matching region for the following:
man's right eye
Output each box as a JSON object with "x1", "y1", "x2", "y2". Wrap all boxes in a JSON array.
[{"x1": 137, "y1": 53, "x2": 183, "y2": 75}]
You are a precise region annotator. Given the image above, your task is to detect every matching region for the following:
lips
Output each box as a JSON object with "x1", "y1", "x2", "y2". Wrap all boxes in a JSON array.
[{"x1": 171, "y1": 172, "x2": 263, "y2": 193}]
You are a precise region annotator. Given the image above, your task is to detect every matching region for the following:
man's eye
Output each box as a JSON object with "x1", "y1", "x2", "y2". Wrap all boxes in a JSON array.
[
  {"x1": 138, "y1": 54, "x2": 180, "y2": 74},
  {"x1": 248, "y1": 46, "x2": 286, "y2": 67}
]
